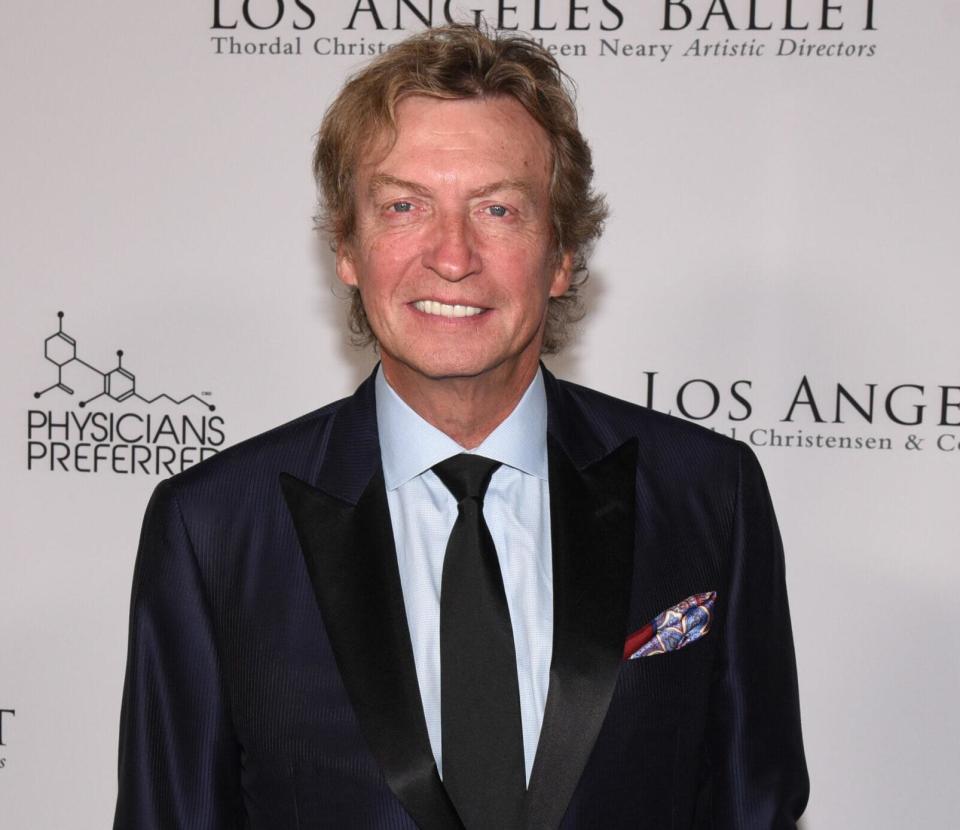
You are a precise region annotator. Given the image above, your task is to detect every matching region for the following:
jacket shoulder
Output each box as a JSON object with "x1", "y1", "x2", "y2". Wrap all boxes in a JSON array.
[
  {"x1": 550, "y1": 376, "x2": 756, "y2": 515},
  {"x1": 159, "y1": 396, "x2": 348, "y2": 504},
  {"x1": 553, "y1": 378, "x2": 756, "y2": 566},
  {"x1": 554, "y1": 377, "x2": 741, "y2": 461}
]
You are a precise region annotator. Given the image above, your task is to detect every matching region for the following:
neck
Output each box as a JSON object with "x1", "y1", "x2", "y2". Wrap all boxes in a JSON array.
[{"x1": 380, "y1": 355, "x2": 540, "y2": 449}]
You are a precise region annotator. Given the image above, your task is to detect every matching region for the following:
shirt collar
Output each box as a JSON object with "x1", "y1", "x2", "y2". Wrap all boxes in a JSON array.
[{"x1": 375, "y1": 365, "x2": 548, "y2": 491}]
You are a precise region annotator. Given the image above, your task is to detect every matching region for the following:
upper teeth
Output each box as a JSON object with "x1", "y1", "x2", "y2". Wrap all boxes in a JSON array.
[{"x1": 414, "y1": 300, "x2": 484, "y2": 318}]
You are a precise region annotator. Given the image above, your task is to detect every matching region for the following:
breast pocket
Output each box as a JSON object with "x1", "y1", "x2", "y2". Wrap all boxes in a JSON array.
[
  {"x1": 568, "y1": 643, "x2": 714, "y2": 829},
  {"x1": 613, "y1": 630, "x2": 716, "y2": 730}
]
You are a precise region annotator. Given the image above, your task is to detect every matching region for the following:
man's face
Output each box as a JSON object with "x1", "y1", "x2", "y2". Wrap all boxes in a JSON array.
[{"x1": 337, "y1": 95, "x2": 572, "y2": 386}]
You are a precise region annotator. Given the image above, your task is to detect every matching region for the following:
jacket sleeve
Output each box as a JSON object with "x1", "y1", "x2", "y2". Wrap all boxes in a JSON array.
[
  {"x1": 114, "y1": 481, "x2": 244, "y2": 829},
  {"x1": 704, "y1": 443, "x2": 809, "y2": 828}
]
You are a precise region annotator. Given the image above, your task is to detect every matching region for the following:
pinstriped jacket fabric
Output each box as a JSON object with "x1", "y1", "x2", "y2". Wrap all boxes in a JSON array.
[{"x1": 114, "y1": 366, "x2": 808, "y2": 829}]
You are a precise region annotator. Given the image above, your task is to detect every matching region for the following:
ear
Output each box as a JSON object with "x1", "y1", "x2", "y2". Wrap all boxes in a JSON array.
[
  {"x1": 549, "y1": 251, "x2": 574, "y2": 298},
  {"x1": 336, "y1": 240, "x2": 359, "y2": 287}
]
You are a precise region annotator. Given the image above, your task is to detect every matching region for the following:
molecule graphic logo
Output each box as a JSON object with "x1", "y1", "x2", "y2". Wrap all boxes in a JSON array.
[{"x1": 35, "y1": 312, "x2": 215, "y2": 411}]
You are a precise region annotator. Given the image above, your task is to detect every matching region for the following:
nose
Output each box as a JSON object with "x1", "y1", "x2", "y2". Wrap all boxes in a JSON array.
[{"x1": 422, "y1": 210, "x2": 482, "y2": 282}]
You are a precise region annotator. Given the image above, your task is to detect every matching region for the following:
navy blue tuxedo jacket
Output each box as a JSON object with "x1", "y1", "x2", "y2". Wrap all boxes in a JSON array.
[{"x1": 115, "y1": 367, "x2": 808, "y2": 829}]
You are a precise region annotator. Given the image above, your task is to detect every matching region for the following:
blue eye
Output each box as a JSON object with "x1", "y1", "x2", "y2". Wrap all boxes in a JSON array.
[
  {"x1": 390, "y1": 201, "x2": 413, "y2": 213},
  {"x1": 486, "y1": 205, "x2": 508, "y2": 217}
]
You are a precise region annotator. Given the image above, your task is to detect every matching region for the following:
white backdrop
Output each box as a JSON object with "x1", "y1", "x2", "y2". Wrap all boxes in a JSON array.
[{"x1": 2, "y1": 1, "x2": 958, "y2": 827}]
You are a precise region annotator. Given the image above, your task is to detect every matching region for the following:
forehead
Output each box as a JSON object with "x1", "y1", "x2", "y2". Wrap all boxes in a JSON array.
[{"x1": 357, "y1": 95, "x2": 553, "y2": 186}]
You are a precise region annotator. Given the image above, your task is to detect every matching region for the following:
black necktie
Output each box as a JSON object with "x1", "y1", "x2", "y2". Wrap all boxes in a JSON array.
[{"x1": 432, "y1": 454, "x2": 526, "y2": 830}]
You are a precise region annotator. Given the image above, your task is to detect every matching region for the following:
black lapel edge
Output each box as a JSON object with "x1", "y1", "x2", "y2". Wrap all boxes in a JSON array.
[
  {"x1": 313, "y1": 366, "x2": 381, "y2": 503},
  {"x1": 525, "y1": 436, "x2": 638, "y2": 830},
  {"x1": 280, "y1": 469, "x2": 463, "y2": 830}
]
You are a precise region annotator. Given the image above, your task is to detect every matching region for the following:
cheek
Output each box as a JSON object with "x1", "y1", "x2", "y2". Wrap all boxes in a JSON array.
[
  {"x1": 497, "y1": 248, "x2": 562, "y2": 304},
  {"x1": 354, "y1": 249, "x2": 407, "y2": 304},
  {"x1": 365, "y1": 233, "x2": 423, "y2": 280}
]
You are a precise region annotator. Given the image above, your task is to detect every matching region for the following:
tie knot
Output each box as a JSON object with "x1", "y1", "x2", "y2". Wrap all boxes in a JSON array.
[{"x1": 431, "y1": 454, "x2": 501, "y2": 504}]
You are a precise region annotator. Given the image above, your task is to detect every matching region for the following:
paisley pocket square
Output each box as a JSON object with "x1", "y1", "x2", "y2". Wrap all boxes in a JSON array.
[{"x1": 623, "y1": 591, "x2": 717, "y2": 660}]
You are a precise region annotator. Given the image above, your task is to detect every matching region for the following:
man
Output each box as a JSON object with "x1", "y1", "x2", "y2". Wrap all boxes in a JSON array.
[{"x1": 115, "y1": 24, "x2": 808, "y2": 830}]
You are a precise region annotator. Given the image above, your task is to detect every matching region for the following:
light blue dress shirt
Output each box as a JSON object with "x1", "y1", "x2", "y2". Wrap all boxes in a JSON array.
[{"x1": 375, "y1": 366, "x2": 553, "y2": 785}]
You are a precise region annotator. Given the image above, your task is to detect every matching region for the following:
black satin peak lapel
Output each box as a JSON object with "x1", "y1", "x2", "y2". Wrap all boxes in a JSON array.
[
  {"x1": 280, "y1": 468, "x2": 463, "y2": 830},
  {"x1": 525, "y1": 437, "x2": 637, "y2": 830}
]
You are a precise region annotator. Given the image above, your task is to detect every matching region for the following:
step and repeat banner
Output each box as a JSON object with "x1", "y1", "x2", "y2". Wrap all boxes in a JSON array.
[{"x1": 2, "y1": 2, "x2": 957, "y2": 827}]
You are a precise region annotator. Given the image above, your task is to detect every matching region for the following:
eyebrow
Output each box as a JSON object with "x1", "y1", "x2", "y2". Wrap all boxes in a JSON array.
[
  {"x1": 368, "y1": 174, "x2": 432, "y2": 199},
  {"x1": 469, "y1": 178, "x2": 537, "y2": 202},
  {"x1": 367, "y1": 173, "x2": 538, "y2": 203}
]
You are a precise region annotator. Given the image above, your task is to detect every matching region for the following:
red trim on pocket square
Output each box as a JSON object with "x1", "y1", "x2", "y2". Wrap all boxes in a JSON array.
[
  {"x1": 622, "y1": 623, "x2": 655, "y2": 659},
  {"x1": 623, "y1": 591, "x2": 717, "y2": 660}
]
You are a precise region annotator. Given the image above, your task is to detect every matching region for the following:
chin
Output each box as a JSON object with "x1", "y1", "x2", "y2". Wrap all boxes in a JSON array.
[
  {"x1": 389, "y1": 347, "x2": 503, "y2": 382},
  {"x1": 410, "y1": 357, "x2": 492, "y2": 380}
]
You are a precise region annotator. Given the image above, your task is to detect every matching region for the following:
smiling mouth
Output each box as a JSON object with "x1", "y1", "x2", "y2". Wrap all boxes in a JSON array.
[{"x1": 412, "y1": 300, "x2": 486, "y2": 318}]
